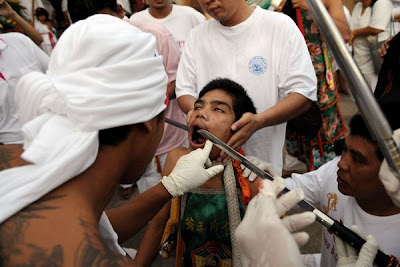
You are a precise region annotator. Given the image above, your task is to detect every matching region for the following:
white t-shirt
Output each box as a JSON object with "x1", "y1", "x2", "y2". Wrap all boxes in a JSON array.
[
  {"x1": 369, "y1": 0, "x2": 393, "y2": 42},
  {"x1": 175, "y1": 6, "x2": 317, "y2": 174},
  {"x1": 351, "y1": 0, "x2": 393, "y2": 74},
  {"x1": 0, "y1": 33, "x2": 49, "y2": 144},
  {"x1": 130, "y1": 4, "x2": 205, "y2": 51},
  {"x1": 286, "y1": 157, "x2": 400, "y2": 267}
]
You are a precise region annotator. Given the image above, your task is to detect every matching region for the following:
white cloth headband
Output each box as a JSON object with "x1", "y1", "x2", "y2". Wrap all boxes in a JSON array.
[{"x1": 0, "y1": 14, "x2": 168, "y2": 223}]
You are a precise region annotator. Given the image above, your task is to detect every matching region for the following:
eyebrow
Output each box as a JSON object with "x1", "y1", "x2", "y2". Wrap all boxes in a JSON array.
[
  {"x1": 194, "y1": 99, "x2": 233, "y2": 110},
  {"x1": 349, "y1": 148, "x2": 368, "y2": 164}
]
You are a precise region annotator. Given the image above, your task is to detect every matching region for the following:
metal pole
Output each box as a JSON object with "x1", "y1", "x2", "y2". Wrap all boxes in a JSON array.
[{"x1": 305, "y1": 0, "x2": 400, "y2": 179}]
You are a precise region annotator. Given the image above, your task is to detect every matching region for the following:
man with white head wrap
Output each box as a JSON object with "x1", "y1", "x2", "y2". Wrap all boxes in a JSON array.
[{"x1": 0, "y1": 14, "x2": 223, "y2": 265}]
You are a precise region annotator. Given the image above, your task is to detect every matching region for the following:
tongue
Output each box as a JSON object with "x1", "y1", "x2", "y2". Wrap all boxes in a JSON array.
[{"x1": 197, "y1": 137, "x2": 206, "y2": 144}]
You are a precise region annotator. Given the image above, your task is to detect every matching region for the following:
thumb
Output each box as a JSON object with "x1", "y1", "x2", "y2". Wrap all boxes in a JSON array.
[
  {"x1": 201, "y1": 140, "x2": 214, "y2": 159},
  {"x1": 205, "y1": 165, "x2": 224, "y2": 178},
  {"x1": 356, "y1": 235, "x2": 378, "y2": 266},
  {"x1": 231, "y1": 117, "x2": 245, "y2": 131}
]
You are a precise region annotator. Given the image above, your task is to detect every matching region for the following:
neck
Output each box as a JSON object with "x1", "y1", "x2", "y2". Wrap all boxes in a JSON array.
[
  {"x1": 220, "y1": 4, "x2": 254, "y2": 27},
  {"x1": 58, "y1": 146, "x2": 127, "y2": 219},
  {"x1": 356, "y1": 193, "x2": 400, "y2": 216},
  {"x1": 149, "y1": 5, "x2": 172, "y2": 19}
]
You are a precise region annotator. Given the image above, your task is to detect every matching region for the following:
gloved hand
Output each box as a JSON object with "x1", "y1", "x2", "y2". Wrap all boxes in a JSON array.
[
  {"x1": 161, "y1": 140, "x2": 224, "y2": 197},
  {"x1": 235, "y1": 177, "x2": 316, "y2": 266},
  {"x1": 336, "y1": 225, "x2": 378, "y2": 267},
  {"x1": 379, "y1": 129, "x2": 400, "y2": 207},
  {"x1": 241, "y1": 156, "x2": 279, "y2": 182}
]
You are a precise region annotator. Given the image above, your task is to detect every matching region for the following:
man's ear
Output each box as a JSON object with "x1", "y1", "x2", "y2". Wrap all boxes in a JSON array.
[
  {"x1": 117, "y1": 4, "x2": 125, "y2": 18},
  {"x1": 141, "y1": 120, "x2": 154, "y2": 133}
]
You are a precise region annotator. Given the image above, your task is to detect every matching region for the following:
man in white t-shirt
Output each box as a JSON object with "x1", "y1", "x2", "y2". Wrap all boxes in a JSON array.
[
  {"x1": 130, "y1": 0, "x2": 205, "y2": 51},
  {"x1": 130, "y1": 0, "x2": 205, "y2": 194},
  {"x1": 285, "y1": 111, "x2": 400, "y2": 267},
  {"x1": 0, "y1": 32, "x2": 49, "y2": 145},
  {"x1": 175, "y1": 0, "x2": 317, "y2": 175}
]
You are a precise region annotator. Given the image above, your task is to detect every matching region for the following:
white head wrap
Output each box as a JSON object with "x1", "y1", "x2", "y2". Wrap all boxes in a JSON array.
[{"x1": 0, "y1": 14, "x2": 168, "y2": 223}]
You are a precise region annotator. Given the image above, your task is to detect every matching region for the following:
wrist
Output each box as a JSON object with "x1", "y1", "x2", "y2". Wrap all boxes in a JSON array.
[{"x1": 8, "y1": 10, "x2": 18, "y2": 20}]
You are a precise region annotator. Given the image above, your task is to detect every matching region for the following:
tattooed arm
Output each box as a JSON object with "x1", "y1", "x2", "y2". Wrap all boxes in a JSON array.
[
  {"x1": 0, "y1": 144, "x2": 29, "y2": 171},
  {"x1": 0, "y1": 194, "x2": 137, "y2": 266}
]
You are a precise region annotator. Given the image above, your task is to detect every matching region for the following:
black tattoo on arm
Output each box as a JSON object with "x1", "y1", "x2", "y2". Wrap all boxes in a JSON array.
[{"x1": 0, "y1": 195, "x2": 135, "y2": 266}]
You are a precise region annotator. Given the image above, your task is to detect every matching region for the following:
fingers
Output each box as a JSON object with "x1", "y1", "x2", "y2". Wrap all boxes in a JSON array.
[
  {"x1": 205, "y1": 164, "x2": 224, "y2": 177},
  {"x1": 379, "y1": 159, "x2": 400, "y2": 193},
  {"x1": 292, "y1": 232, "x2": 311, "y2": 247},
  {"x1": 201, "y1": 140, "x2": 213, "y2": 159},
  {"x1": 275, "y1": 188, "x2": 304, "y2": 215},
  {"x1": 335, "y1": 234, "x2": 347, "y2": 258},
  {"x1": 357, "y1": 235, "x2": 378, "y2": 266},
  {"x1": 282, "y1": 211, "x2": 316, "y2": 233},
  {"x1": 259, "y1": 177, "x2": 286, "y2": 199}
]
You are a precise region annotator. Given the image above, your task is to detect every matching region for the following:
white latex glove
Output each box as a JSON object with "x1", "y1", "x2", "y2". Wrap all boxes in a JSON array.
[
  {"x1": 336, "y1": 225, "x2": 378, "y2": 267},
  {"x1": 379, "y1": 128, "x2": 400, "y2": 207},
  {"x1": 235, "y1": 177, "x2": 316, "y2": 267},
  {"x1": 161, "y1": 140, "x2": 224, "y2": 197},
  {"x1": 241, "y1": 156, "x2": 279, "y2": 182}
]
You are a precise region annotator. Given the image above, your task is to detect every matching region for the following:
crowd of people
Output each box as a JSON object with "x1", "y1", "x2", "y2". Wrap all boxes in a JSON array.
[{"x1": 1, "y1": 0, "x2": 400, "y2": 266}]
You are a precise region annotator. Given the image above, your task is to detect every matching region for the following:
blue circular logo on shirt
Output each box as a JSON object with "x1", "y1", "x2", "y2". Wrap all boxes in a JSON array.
[{"x1": 248, "y1": 56, "x2": 267, "y2": 75}]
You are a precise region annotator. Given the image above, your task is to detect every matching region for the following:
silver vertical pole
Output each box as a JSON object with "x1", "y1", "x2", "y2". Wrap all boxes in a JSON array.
[{"x1": 305, "y1": 0, "x2": 400, "y2": 179}]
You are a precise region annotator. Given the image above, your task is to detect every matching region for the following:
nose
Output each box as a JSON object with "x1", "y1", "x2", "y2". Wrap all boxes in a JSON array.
[
  {"x1": 195, "y1": 108, "x2": 209, "y2": 120},
  {"x1": 337, "y1": 154, "x2": 349, "y2": 172}
]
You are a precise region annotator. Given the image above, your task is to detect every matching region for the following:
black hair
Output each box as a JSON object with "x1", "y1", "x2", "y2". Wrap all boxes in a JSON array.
[
  {"x1": 93, "y1": 0, "x2": 119, "y2": 13},
  {"x1": 98, "y1": 111, "x2": 164, "y2": 146},
  {"x1": 370, "y1": 0, "x2": 377, "y2": 7},
  {"x1": 35, "y1": 7, "x2": 50, "y2": 21},
  {"x1": 348, "y1": 100, "x2": 400, "y2": 161},
  {"x1": 374, "y1": 33, "x2": 400, "y2": 104},
  {"x1": 99, "y1": 125, "x2": 134, "y2": 146},
  {"x1": 68, "y1": 0, "x2": 97, "y2": 23},
  {"x1": 199, "y1": 78, "x2": 257, "y2": 121}
]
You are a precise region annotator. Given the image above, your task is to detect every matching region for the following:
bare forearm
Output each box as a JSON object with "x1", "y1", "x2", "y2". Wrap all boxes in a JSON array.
[
  {"x1": 353, "y1": 26, "x2": 383, "y2": 37},
  {"x1": 258, "y1": 93, "x2": 312, "y2": 128},
  {"x1": 326, "y1": 0, "x2": 350, "y2": 42},
  {"x1": 106, "y1": 183, "x2": 172, "y2": 243},
  {"x1": 134, "y1": 202, "x2": 171, "y2": 267},
  {"x1": 177, "y1": 95, "x2": 196, "y2": 114},
  {"x1": 10, "y1": 11, "x2": 43, "y2": 46}
]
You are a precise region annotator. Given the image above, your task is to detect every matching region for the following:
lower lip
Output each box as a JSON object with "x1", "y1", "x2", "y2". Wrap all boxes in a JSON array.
[{"x1": 337, "y1": 176, "x2": 347, "y2": 186}]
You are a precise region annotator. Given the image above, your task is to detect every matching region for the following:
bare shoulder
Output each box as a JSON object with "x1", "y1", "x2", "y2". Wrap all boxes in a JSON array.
[
  {"x1": 163, "y1": 147, "x2": 191, "y2": 175},
  {"x1": 0, "y1": 144, "x2": 29, "y2": 171},
  {"x1": 0, "y1": 194, "x2": 136, "y2": 266}
]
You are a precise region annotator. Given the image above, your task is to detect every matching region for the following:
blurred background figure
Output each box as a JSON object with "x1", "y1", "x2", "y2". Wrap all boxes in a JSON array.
[
  {"x1": 350, "y1": 0, "x2": 393, "y2": 91},
  {"x1": 277, "y1": 0, "x2": 350, "y2": 173},
  {"x1": 34, "y1": 7, "x2": 57, "y2": 55}
]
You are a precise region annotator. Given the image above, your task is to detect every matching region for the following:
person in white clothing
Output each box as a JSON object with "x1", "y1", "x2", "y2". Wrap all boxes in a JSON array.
[
  {"x1": 0, "y1": 14, "x2": 223, "y2": 265},
  {"x1": 130, "y1": 0, "x2": 204, "y2": 194},
  {"x1": 130, "y1": 0, "x2": 205, "y2": 51},
  {"x1": 350, "y1": 0, "x2": 393, "y2": 91},
  {"x1": 176, "y1": 0, "x2": 317, "y2": 175},
  {"x1": 0, "y1": 32, "x2": 49, "y2": 145},
  {"x1": 284, "y1": 111, "x2": 400, "y2": 267}
]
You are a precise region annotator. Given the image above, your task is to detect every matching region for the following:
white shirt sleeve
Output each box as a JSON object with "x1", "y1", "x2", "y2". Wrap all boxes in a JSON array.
[
  {"x1": 277, "y1": 19, "x2": 317, "y2": 101},
  {"x1": 284, "y1": 157, "x2": 340, "y2": 207},
  {"x1": 175, "y1": 30, "x2": 199, "y2": 99},
  {"x1": 369, "y1": 0, "x2": 393, "y2": 31}
]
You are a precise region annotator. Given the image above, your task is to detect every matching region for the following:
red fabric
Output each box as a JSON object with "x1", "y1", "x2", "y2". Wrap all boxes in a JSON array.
[{"x1": 232, "y1": 149, "x2": 251, "y2": 204}]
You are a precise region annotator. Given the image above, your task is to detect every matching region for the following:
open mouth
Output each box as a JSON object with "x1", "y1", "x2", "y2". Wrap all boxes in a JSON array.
[{"x1": 190, "y1": 126, "x2": 207, "y2": 149}]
